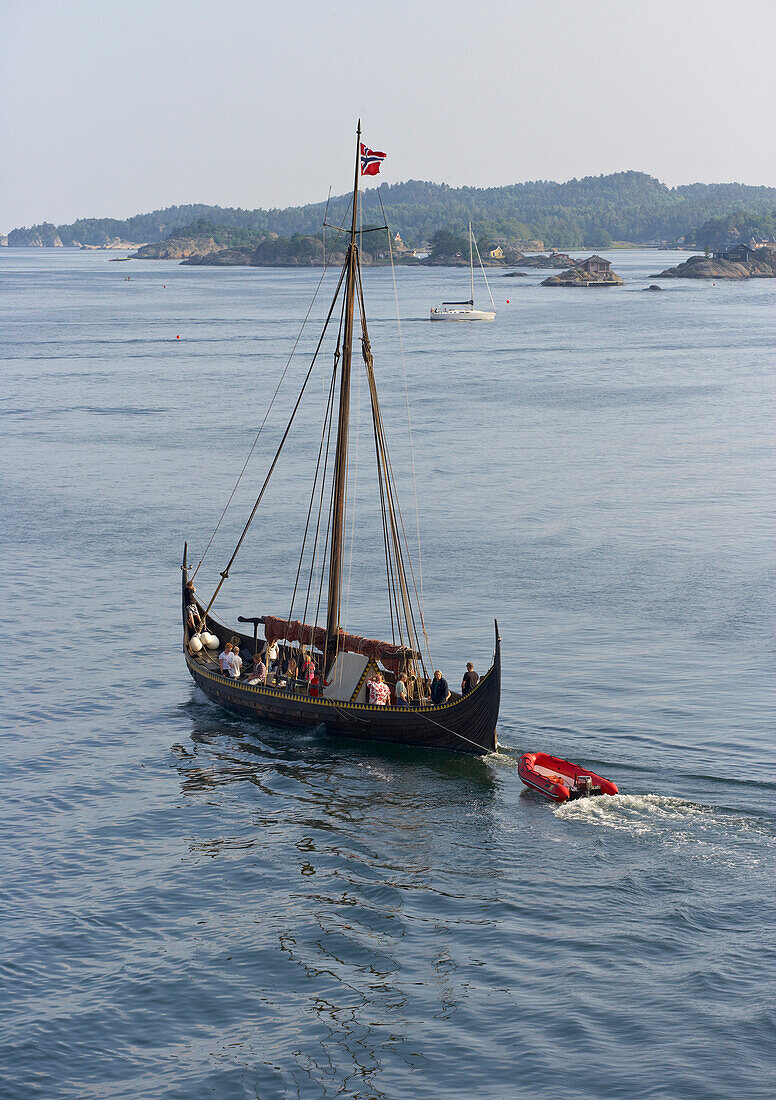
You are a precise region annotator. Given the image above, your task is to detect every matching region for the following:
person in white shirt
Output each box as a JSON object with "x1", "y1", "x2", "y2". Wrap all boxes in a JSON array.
[
  {"x1": 263, "y1": 639, "x2": 280, "y2": 669},
  {"x1": 229, "y1": 647, "x2": 242, "y2": 679},
  {"x1": 219, "y1": 643, "x2": 234, "y2": 675}
]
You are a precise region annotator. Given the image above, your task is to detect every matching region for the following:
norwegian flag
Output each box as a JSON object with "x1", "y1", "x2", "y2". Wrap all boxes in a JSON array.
[{"x1": 360, "y1": 143, "x2": 386, "y2": 176}]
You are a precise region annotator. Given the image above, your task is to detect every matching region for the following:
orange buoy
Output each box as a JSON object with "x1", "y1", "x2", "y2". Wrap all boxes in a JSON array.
[{"x1": 176, "y1": 335, "x2": 180, "y2": 339}]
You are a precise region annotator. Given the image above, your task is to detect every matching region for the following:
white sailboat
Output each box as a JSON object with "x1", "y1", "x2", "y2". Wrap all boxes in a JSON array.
[{"x1": 430, "y1": 223, "x2": 497, "y2": 321}]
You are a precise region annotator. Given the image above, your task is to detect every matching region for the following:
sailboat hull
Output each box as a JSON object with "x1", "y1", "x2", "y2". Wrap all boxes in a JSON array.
[{"x1": 430, "y1": 308, "x2": 495, "y2": 321}]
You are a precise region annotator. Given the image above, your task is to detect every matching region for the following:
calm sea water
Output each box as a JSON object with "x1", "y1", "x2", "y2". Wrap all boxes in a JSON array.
[{"x1": 1, "y1": 248, "x2": 774, "y2": 1099}]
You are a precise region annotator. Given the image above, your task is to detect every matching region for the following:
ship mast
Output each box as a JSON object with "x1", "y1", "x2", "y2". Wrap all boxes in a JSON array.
[
  {"x1": 325, "y1": 121, "x2": 361, "y2": 666},
  {"x1": 469, "y1": 221, "x2": 474, "y2": 304}
]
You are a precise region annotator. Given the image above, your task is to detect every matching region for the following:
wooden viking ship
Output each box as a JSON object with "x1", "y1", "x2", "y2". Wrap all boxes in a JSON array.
[{"x1": 181, "y1": 124, "x2": 501, "y2": 755}]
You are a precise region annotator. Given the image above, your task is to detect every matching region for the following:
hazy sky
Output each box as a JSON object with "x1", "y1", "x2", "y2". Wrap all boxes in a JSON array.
[{"x1": 2, "y1": 0, "x2": 776, "y2": 232}]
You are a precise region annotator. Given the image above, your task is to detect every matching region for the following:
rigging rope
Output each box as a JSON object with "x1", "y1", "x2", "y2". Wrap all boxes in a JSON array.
[
  {"x1": 305, "y1": 306, "x2": 347, "y2": 628},
  {"x1": 287, "y1": 335, "x2": 341, "y2": 627},
  {"x1": 199, "y1": 264, "x2": 348, "y2": 623},
  {"x1": 472, "y1": 233, "x2": 497, "y2": 312},
  {"x1": 194, "y1": 265, "x2": 331, "y2": 581},
  {"x1": 355, "y1": 263, "x2": 428, "y2": 680},
  {"x1": 380, "y1": 191, "x2": 433, "y2": 671}
]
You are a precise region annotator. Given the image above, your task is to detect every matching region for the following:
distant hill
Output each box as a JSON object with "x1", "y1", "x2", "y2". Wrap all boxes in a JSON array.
[{"x1": 6, "y1": 173, "x2": 776, "y2": 249}]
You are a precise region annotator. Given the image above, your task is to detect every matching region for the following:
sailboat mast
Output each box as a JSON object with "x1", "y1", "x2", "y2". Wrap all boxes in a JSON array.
[
  {"x1": 325, "y1": 122, "x2": 361, "y2": 661},
  {"x1": 469, "y1": 222, "x2": 474, "y2": 304}
]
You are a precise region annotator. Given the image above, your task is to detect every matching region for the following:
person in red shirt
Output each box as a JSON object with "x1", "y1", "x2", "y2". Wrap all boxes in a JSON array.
[{"x1": 309, "y1": 671, "x2": 331, "y2": 697}]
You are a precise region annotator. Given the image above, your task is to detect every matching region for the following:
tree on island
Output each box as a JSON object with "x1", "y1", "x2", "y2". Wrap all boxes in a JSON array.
[
  {"x1": 583, "y1": 227, "x2": 613, "y2": 249},
  {"x1": 429, "y1": 229, "x2": 469, "y2": 260},
  {"x1": 686, "y1": 207, "x2": 776, "y2": 251}
]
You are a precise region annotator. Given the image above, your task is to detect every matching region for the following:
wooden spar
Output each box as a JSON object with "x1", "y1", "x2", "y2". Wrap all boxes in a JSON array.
[
  {"x1": 469, "y1": 222, "x2": 474, "y2": 304},
  {"x1": 325, "y1": 121, "x2": 361, "y2": 669}
]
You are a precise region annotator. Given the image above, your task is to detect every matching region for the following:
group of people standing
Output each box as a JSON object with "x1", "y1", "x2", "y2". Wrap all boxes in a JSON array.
[
  {"x1": 213, "y1": 644, "x2": 481, "y2": 709},
  {"x1": 365, "y1": 662, "x2": 480, "y2": 707}
]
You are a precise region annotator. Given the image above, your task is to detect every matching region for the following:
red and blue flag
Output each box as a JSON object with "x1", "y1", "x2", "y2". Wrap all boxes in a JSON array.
[{"x1": 360, "y1": 143, "x2": 386, "y2": 176}]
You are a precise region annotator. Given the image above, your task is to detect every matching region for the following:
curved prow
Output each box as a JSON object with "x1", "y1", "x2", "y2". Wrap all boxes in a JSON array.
[
  {"x1": 181, "y1": 542, "x2": 190, "y2": 646},
  {"x1": 489, "y1": 619, "x2": 501, "y2": 751},
  {"x1": 493, "y1": 619, "x2": 501, "y2": 675}
]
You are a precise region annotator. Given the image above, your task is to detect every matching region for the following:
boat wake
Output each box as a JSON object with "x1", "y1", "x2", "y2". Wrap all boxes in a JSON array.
[
  {"x1": 552, "y1": 792, "x2": 775, "y2": 849},
  {"x1": 553, "y1": 792, "x2": 704, "y2": 832}
]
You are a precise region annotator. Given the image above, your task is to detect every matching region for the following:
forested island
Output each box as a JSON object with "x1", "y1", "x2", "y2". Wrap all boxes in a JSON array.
[
  {"x1": 126, "y1": 222, "x2": 531, "y2": 267},
  {"x1": 5, "y1": 172, "x2": 776, "y2": 254}
]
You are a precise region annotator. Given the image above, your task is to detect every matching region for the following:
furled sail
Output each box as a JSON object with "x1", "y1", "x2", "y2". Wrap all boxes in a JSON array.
[{"x1": 263, "y1": 615, "x2": 417, "y2": 673}]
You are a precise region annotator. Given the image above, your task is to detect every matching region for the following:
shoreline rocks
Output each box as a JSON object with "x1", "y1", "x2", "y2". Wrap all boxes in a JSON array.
[
  {"x1": 510, "y1": 252, "x2": 581, "y2": 269},
  {"x1": 183, "y1": 247, "x2": 253, "y2": 266},
  {"x1": 7, "y1": 223, "x2": 63, "y2": 247},
  {"x1": 651, "y1": 252, "x2": 776, "y2": 279},
  {"x1": 131, "y1": 237, "x2": 223, "y2": 260},
  {"x1": 78, "y1": 238, "x2": 144, "y2": 251}
]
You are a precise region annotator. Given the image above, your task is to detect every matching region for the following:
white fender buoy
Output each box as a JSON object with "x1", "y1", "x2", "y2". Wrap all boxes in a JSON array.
[
  {"x1": 188, "y1": 636, "x2": 203, "y2": 654},
  {"x1": 203, "y1": 632, "x2": 219, "y2": 649}
]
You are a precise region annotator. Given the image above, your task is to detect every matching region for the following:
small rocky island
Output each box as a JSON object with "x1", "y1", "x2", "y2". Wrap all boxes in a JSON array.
[
  {"x1": 509, "y1": 251, "x2": 581, "y2": 270},
  {"x1": 541, "y1": 255, "x2": 624, "y2": 287},
  {"x1": 652, "y1": 244, "x2": 776, "y2": 280}
]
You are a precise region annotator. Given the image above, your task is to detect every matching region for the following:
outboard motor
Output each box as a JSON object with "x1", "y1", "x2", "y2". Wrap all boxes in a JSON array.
[{"x1": 573, "y1": 775, "x2": 593, "y2": 799}]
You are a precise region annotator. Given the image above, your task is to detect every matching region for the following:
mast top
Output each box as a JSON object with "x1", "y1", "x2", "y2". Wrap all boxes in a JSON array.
[{"x1": 325, "y1": 123, "x2": 362, "y2": 659}]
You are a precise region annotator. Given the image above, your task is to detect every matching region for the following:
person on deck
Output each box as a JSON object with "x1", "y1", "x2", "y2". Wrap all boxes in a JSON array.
[
  {"x1": 229, "y1": 647, "x2": 242, "y2": 679},
  {"x1": 301, "y1": 653, "x2": 316, "y2": 685},
  {"x1": 367, "y1": 672, "x2": 390, "y2": 706},
  {"x1": 247, "y1": 655, "x2": 267, "y2": 685},
  {"x1": 407, "y1": 672, "x2": 425, "y2": 706},
  {"x1": 430, "y1": 670, "x2": 450, "y2": 706},
  {"x1": 263, "y1": 639, "x2": 280, "y2": 670},
  {"x1": 461, "y1": 662, "x2": 479, "y2": 696},
  {"x1": 309, "y1": 671, "x2": 331, "y2": 697},
  {"x1": 219, "y1": 643, "x2": 234, "y2": 676},
  {"x1": 185, "y1": 582, "x2": 202, "y2": 631},
  {"x1": 395, "y1": 674, "x2": 409, "y2": 707}
]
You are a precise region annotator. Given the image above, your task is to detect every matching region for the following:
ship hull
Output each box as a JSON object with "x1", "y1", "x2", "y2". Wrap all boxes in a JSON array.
[{"x1": 185, "y1": 654, "x2": 499, "y2": 754}]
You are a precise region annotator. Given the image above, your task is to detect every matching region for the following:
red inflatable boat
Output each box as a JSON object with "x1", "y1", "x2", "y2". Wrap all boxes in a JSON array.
[{"x1": 518, "y1": 752, "x2": 618, "y2": 803}]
